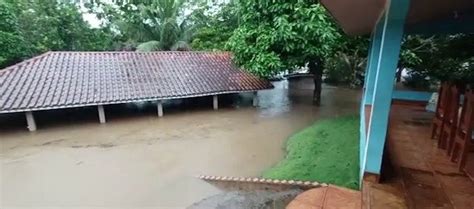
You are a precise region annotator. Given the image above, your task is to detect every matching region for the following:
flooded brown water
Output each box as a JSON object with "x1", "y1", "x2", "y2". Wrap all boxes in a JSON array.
[{"x1": 0, "y1": 77, "x2": 361, "y2": 209}]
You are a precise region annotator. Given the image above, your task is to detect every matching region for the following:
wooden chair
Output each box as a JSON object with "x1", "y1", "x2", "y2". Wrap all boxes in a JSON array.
[
  {"x1": 439, "y1": 85, "x2": 461, "y2": 151},
  {"x1": 450, "y1": 90, "x2": 474, "y2": 171},
  {"x1": 431, "y1": 82, "x2": 450, "y2": 139}
]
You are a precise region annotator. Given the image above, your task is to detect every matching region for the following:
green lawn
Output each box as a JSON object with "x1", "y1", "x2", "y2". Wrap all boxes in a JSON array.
[{"x1": 262, "y1": 115, "x2": 360, "y2": 189}]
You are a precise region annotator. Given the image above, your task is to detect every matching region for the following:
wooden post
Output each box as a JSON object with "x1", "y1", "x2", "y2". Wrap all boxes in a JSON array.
[
  {"x1": 157, "y1": 100, "x2": 163, "y2": 117},
  {"x1": 98, "y1": 105, "x2": 106, "y2": 124},
  {"x1": 213, "y1": 95, "x2": 218, "y2": 110},
  {"x1": 252, "y1": 92, "x2": 258, "y2": 107},
  {"x1": 25, "y1": 111, "x2": 37, "y2": 131}
]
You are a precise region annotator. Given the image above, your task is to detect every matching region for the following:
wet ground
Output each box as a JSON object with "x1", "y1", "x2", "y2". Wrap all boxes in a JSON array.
[
  {"x1": 362, "y1": 104, "x2": 474, "y2": 209},
  {"x1": 0, "y1": 77, "x2": 361, "y2": 209}
]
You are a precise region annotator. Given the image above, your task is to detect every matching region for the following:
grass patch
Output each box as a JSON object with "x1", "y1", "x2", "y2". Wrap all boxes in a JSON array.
[{"x1": 262, "y1": 115, "x2": 360, "y2": 189}]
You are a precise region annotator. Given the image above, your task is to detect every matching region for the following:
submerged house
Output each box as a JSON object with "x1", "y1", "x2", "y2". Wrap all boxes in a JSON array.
[{"x1": 0, "y1": 51, "x2": 272, "y2": 131}]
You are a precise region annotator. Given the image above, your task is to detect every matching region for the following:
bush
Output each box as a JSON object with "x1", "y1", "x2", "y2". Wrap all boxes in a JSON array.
[
  {"x1": 171, "y1": 41, "x2": 191, "y2": 51},
  {"x1": 136, "y1": 40, "x2": 161, "y2": 52},
  {"x1": 402, "y1": 70, "x2": 432, "y2": 90},
  {"x1": 324, "y1": 52, "x2": 366, "y2": 88}
]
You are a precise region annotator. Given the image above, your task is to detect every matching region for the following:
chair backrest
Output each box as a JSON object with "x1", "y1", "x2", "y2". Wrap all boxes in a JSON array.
[
  {"x1": 437, "y1": 82, "x2": 450, "y2": 115},
  {"x1": 446, "y1": 85, "x2": 461, "y2": 122},
  {"x1": 458, "y1": 90, "x2": 474, "y2": 134}
]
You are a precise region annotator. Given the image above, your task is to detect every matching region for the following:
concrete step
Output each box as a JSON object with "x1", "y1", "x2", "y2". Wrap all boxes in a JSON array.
[{"x1": 287, "y1": 185, "x2": 361, "y2": 209}]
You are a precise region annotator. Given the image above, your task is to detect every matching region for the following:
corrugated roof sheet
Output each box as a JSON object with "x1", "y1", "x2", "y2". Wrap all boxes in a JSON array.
[{"x1": 0, "y1": 51, "x2": 273, "y2": 113}]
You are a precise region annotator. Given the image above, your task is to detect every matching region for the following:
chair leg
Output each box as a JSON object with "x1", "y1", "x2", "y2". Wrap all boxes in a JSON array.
[
  {"x1": 450, "y1": 142, "x2": 460, "y2": 162},
  {"x1": 431, "y1": 123, "x2": 437, "y2": 139},
  {"x1": 438, "y1": 131, "x2": 447, "y2": 149},
  {"x1": 447, "y1": 131, "x2": 455, "y2": 156},
  {"x1": 458, "y1": 144, "x2": 470, "y2": 172},
  {"x1": 449, "y1": 144, "x2": 457, "y2": 156}
]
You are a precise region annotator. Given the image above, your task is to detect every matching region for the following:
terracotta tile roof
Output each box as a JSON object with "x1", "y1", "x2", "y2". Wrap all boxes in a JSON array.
[{"x1": 0, "y1": 51, "x2": 273, "y2": 113}]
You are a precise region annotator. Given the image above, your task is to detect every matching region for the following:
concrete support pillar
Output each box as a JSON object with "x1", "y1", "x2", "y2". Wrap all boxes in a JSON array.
[
  {"x1": 98, "y1": 105, "x2": 106, "y2": 124},
  {"x1": 25, "y1": 111, "x2": 37, "y2": 131},
  {"x1": 363, "y1": 19, "x2": 384, "y2": 105},
  {"x1": 213, "y1": 95, "x2": 218, "y2": 110},
  {"x1": 157, "y1": 100, "x2": 163, "y2": 117},
  {"x1": 360, "y1": 11, "x2": 385, "y2": 181},
  {"x1": 252, "y1": 92, "x2": 258, "y2": 107},
  {"x1": 363, "y1": 0, "x2": 410, "y2": 176}
]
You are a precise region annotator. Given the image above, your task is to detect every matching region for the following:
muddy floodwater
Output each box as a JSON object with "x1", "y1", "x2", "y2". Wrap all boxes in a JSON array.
[{"x1": 0, "y1": 78, "x2": 361, "y2": 209}]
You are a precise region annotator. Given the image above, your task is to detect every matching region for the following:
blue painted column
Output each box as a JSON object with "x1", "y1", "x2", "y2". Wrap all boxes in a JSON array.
[
  {"x1": 363, "y1": 19, "x2": 384, "y2": 105},
  {"x1": 360, "y1": 19, "x2": 385, "y2": 181},
  {"x1": 362, "y1": 37, "x2": 374, "y2": 95},
  {"x1": 364, "y1": 0, "x2": 410, "y2": 175}
]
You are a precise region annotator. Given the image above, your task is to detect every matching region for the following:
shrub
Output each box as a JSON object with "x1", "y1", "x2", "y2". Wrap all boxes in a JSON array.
[
  {"x1": 402, "y1": 70, "x2": 432, "y2": 90},
  {"x1": 136, "y1": 40, "x2": 161, "y2": 52},
  {"x1": 324, "y1": 52, "x2": 366, "y2": 88}
]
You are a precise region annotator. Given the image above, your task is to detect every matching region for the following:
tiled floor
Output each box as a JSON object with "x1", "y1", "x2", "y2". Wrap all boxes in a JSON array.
[
  {"x1": 287, "y1": 186, "x2": 361, "y2": 209},
  {"x1": 365, "y1": 103, "x2": 474, "y2": 209},
  {"x1": 287, "y1": 103, "x2": 474, "y2": 209}
]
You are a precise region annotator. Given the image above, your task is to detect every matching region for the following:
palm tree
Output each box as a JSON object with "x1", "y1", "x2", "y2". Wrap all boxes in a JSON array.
[{"x1": 124, "y1": 0, "x2": 196, "y2": 51}]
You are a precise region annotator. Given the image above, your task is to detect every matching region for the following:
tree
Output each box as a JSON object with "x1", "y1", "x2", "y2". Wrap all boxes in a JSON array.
[
  {"x1": 189, "y1": 2, "x2": 238, "y2": 51},
  {"x1": 0, "y1": 0, "x2": 116, "y2": 67},
  {"x1": 400, "y1": 34, "x2": 474, "y2": 86},
  {"x1": 227, "y1": 1, "x2": 341, "y2": 105},
  {"x1": 16, "y1": 0, "x2": 115, "y2": 52},
  {"x1": 324, "y1": 36, "x2": 369, "y2": 87},
  {"x1": 91, "y1": 0, "x2": 198, "y2": 51},
  {"x1": 0, "y1": 1, "x2": 27, "y2": 67}
]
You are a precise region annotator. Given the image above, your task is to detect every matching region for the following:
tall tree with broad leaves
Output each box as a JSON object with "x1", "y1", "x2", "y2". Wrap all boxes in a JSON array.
[
  {"x1": 0, "y1": 0, "x2": 115, "y2": 67},
  {"x1": 0, "y1": 0, "x2": 27, "y2": 67},
  {"x1": 227, "y1": 0, "x2": 341, "y2": 105},
  {"x1": 189, "y1": 2, "x2": 239, "y2": 51},
  {"x1": 91, "y1": 0, "x2": 198, "y2": 51},
  {"x1": 400, "y1": 34, "x2": 474, "y2": 84}
]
